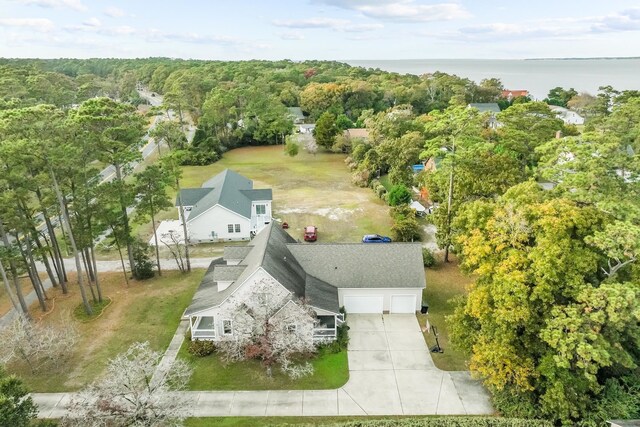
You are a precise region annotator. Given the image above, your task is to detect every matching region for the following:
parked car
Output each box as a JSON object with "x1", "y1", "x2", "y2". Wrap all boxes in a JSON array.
[
  {"x1": 304, "y1": 226, "x2": 318, "y2": 242},
  {"x1": 362, "y1": 234, "x2": 392, "y2": 243}
]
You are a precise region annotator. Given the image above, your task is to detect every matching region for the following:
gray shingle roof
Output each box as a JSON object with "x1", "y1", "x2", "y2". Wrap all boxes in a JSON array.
[
  {"x1": 287, "y1": 243, "x2": 426, "y2": 289},
  {"x1": 468, "y1": 103, "x2": 501, "y2": 114},
  {"x1": 176, "y1": 169, "x2": 272, "y2": 222},
  {"x1": 175, "y1": 188, "x2": 213, "y2": 207},
  {"x1": 223, "y1": 246, "x2": 253, "y2": 260},
  {"x1": 184, "y1": 225, "x2": 426, "y2": 317},
  {"x1": 212, "y1": 265, "x2": 245, "y2": 281}
]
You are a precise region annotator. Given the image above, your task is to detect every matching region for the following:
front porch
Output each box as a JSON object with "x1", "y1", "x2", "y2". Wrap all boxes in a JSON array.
[{"x1": 313, "y1": 314, "x2": 344, "y2": 342}]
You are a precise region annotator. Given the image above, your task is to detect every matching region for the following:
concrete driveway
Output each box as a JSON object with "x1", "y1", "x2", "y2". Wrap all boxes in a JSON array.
[
  {"x1": 342, "y1": 314, "x2": 492, "y2": 415},
  {"x1": 33, "y1": 314, "x2": 492, "y2": 418}
]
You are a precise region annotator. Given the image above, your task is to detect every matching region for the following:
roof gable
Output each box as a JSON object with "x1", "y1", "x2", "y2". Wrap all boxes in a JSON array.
[{"x1": 178, "y1": 169, "x2": 272, "y2": 222}]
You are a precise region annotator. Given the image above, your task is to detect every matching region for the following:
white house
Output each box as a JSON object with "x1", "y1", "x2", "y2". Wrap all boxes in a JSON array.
[
  {"x1": 468, "y1": 103, "x2": 502, "y2": 129},
  {"x1": 549, "y1": 105, "x2": 585, "y2": 125},
  {"x1": 185, "y1": 224, "x2": 426, "y2": 343},
  {"x1": 176, "y1": 169, "x2": 272, "y2": 243}
]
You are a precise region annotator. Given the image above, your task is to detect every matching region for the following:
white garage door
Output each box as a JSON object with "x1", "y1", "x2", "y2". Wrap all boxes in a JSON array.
[
  {"x1": 343, "y1": 295, "x2": 384, "y2": 314},
  {"x1": 390, "y1": 295, "x2": 417, "y2": 313}
]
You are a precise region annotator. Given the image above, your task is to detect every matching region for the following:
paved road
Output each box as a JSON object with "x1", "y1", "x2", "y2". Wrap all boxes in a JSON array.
[{"x1": 32, "y1": 315, "x2": 493, "y2": 418}]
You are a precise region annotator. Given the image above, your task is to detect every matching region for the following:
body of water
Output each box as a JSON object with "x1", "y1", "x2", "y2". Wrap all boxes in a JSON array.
[{"x1": 345, "y1": 58, "x2": 640, "y2": 100}]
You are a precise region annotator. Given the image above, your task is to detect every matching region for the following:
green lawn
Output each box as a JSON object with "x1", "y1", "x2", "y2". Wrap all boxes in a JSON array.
[
  {"x1": 417, "y1": 257, "x2": 472, "y2": 371},
  {"x1": 179, "y1": 344, "x2": 349, "y2": 391},
  {"x1": 11, "y1": 270, "x2": 205, "y2": 392},
  {"x1": 185, "y1": 416, "x2": 434, "y2": 426},
  {"x1": 128, "y1": 145, "x2": 392, "y2": 247}
]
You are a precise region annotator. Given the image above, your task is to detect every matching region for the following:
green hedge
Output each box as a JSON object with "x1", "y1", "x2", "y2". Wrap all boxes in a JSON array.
[{"x1": 289, "y1": 418, "x2": 552, "y2": 427}]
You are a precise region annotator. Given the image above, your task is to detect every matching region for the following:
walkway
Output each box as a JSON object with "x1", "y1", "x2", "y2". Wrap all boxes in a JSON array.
[{"x1": 32, "y1": 314, "x2": 493, "y2": 418}]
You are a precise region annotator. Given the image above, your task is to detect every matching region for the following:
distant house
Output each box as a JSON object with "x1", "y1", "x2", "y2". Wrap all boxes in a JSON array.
[
  {"x1": 287, "y1": 107, "x2": 305, "y2": 124},
  {"x1": 176, "y1": 169, "x2": 272, "y2": 243},
  {"x1": 185, "y1": 223, "x2": 426, "y2": 342},
  {"x1": 549, "y1": 105, "x2": 585, "y2": 125},
  {"x1": 298, "y1": 123, "x2": 315, "y2": 134},
  {"x1": 501, "y1": 89, "x2": 530, "y2": 101},
  {"x1": 468, "y1": 103, "x2": 501, "y2": 129},
  {"x1": 344, "y1": 128, "x2": 370, "y2": 142}
]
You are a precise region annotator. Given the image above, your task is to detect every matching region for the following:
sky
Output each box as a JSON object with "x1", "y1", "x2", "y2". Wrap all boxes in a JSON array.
[{"x1": 1, "y1": 0, "x2": 640, "y2": 60}]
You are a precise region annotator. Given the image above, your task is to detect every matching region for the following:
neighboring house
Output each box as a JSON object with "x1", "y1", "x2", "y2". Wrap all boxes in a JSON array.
[
  {"x1": 468, "y1": 103, "x2": 501, "y2": 129},
  {"x1": 287, "y1": 107, "x2": 305, "y2": 124},
  {"x1": 501, "y1": 89, "x2": 529, "y2": 101},
  {"x1": 298, "y1": 123, "x2": 315, "y2": 134},
  {"x1": 344, "y1": 128, "x2": 370, "y2": 142},
  {"x1": 176, "y1": 169, "x2": 272, "y2": 243},
  {"x1": 549, "y1": 105, "x2": 585, "y2": 125},
  {"x1": 185, "y1": 223, "x2": 426, "y2": 342}
]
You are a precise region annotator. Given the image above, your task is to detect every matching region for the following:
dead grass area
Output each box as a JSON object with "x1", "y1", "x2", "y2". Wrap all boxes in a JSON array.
[
  {"x1": 164, "y1": 146, "x2": 391, "y2": 244},
  {"x1": 7, "y1": 269, "x2": 204, "y2": 392},
  {"x1": 0, "y1": 276, "x2": 34, "y2": 317},
  {"x1": 417, "y1": 255, "x2": 473, "y2": 371}
]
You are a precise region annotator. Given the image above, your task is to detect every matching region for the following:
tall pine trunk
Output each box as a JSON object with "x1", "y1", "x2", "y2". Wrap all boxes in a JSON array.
[
  {"x1": 48, "y1": 165, "x2": 92, "y2": 315},
  {"x1": 114, "y1": 163, "x2": 135, "y2": 275},
  {"x1": 0, "y1": 219, "x2": 29, "y2": 317},
  {"x1": 176, "y1": 181, "x2": 191, "y2": 272},
  {"x1": 444, "y1": 139, "x2": 456, "y2": 263},
  {"x1": 150, "y1": 202, "x2": 162, "y2": 276}
]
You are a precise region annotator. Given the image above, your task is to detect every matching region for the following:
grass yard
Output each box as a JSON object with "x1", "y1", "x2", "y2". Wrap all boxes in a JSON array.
[
  {"x1": 417, "y1": 257, "x2": 472, "y2": 371},
  {"x1": 184, "y1": 416, "x2": 444, "y2": 426},
  {"x1": 7, "y1": 269, "x2": 205, "y2": 392},
  {"x1": 133, "y1": 145, "x2": 392, "y2": 246},
  {"x1": 179, "y1": 343, "x2": 349, "y2": 391}
]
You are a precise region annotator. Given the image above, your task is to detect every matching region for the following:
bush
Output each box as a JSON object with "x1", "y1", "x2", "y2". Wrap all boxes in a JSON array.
[
  {"x1": 131, "y1": 239, "x2": 154, "y2": 280},
  {"x1": 422, "y1": 248, "x2": 436, "y2": 267},
  {"x1": 375, "y1": 185, "x2": 387, "y2": 199},
  {"x1": 388, "y1": 184, "x2": 412, "y2": 206},
  {"x1": 188, "y1": 339, "x2": 216, "y2": 357}
]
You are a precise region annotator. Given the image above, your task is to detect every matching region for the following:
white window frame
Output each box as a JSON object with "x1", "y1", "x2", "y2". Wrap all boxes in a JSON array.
[
  {"x1": 227, "y1": 224, "x2": 234, "y2": 233},
  {"x1": 234, "y1": 224, "x2": 241, "y2": 233},
  {"x1": 222, "y1": 319, "x2": 233, "y2": 336},
  {"x1": 256, "y1": 204, "x2": 266, "y2": 215},
  {"x1": 286, "y1": 323, "x2": 297, "y2": 333}
]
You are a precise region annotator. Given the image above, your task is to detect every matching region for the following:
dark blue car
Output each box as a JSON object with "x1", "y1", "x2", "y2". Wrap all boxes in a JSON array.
[{"x1": 362, "y1": 234, "x2": 392, "y2": 243}]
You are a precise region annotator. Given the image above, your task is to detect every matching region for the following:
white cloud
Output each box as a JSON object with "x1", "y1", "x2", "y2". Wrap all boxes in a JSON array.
[
  {"x1": 273, "y1": 17, "x2": 383, "y2": 32},
  {"x1": 0, "y1": 18, "x2": 55, "y2": 32},
  {"x1": 278, "y1": 32, "x2": 305, "y2": 40},
  {"x1": 436, "y1": 8, "x2": 640, "y2": 43},
  {"x1": 15, "y1": 0, "x2": 87, "y2": 11},
  {"x1": 314, "y1": 0, "x2": 470, "y2": 23},
  {"x1": 103, "y1": 6, "x2": 125, "y2": 18},
  {"x1": 83, "y1": 17, "x2": 101, "y2": 27}
]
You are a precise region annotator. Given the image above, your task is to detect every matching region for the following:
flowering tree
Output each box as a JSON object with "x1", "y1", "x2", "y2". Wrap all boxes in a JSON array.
[
  {"x1": 216, "y1": 277, "x2": 317, "y2": 378},
  {"x1": 64, "y1": 342, "x2": 191, "y2": 427},
  {"x1": 0, "y1": 317, "x2": 77, "y2": 373}
]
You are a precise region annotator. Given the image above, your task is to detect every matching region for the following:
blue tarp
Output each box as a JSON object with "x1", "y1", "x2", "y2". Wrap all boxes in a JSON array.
[{"x1": 412, "y1": 164, "x2": 425, "y2": 173}]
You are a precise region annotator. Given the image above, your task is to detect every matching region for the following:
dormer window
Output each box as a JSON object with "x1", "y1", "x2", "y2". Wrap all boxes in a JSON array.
[{"x1": 256, "y1": 204, "x2": 266, "y2": 215}]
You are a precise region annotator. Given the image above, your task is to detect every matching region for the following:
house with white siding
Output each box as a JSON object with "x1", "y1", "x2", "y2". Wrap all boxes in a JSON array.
[
  {"x1": 185, "y1": 223, "x2": 426, "y2": 343},
  {"x1": 176, "y1": 169, "x2": 272, "y2": 243}
]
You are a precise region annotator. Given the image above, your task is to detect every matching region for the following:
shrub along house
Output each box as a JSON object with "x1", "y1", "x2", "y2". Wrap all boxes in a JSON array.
[
  {"x1": 176, "y1": 169, "x2": 272, "y2": 243},
  {"x1": 185, "y1": 223, "x2": 426, "y2": 343}
]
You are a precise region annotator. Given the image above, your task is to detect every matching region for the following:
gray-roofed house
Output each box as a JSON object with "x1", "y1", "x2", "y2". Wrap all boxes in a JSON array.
[
  {"x1": 468, "y1": 103, "x2": 502, "y2": 129},
  {"x1": 287, "y1": 107, "x2": 305, "y2": 124},
  {"x1": 176, "y1": 169, "x2": 272, "y2": 243},
  {"x1": 186, "y1": 223, "x2": 426, "y2": 343}
]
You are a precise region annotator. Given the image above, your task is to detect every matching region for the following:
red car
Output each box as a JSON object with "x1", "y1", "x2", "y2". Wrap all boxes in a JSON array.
[{"x1": 304, "y1": 226, "x2": 318, "y2": 242}]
